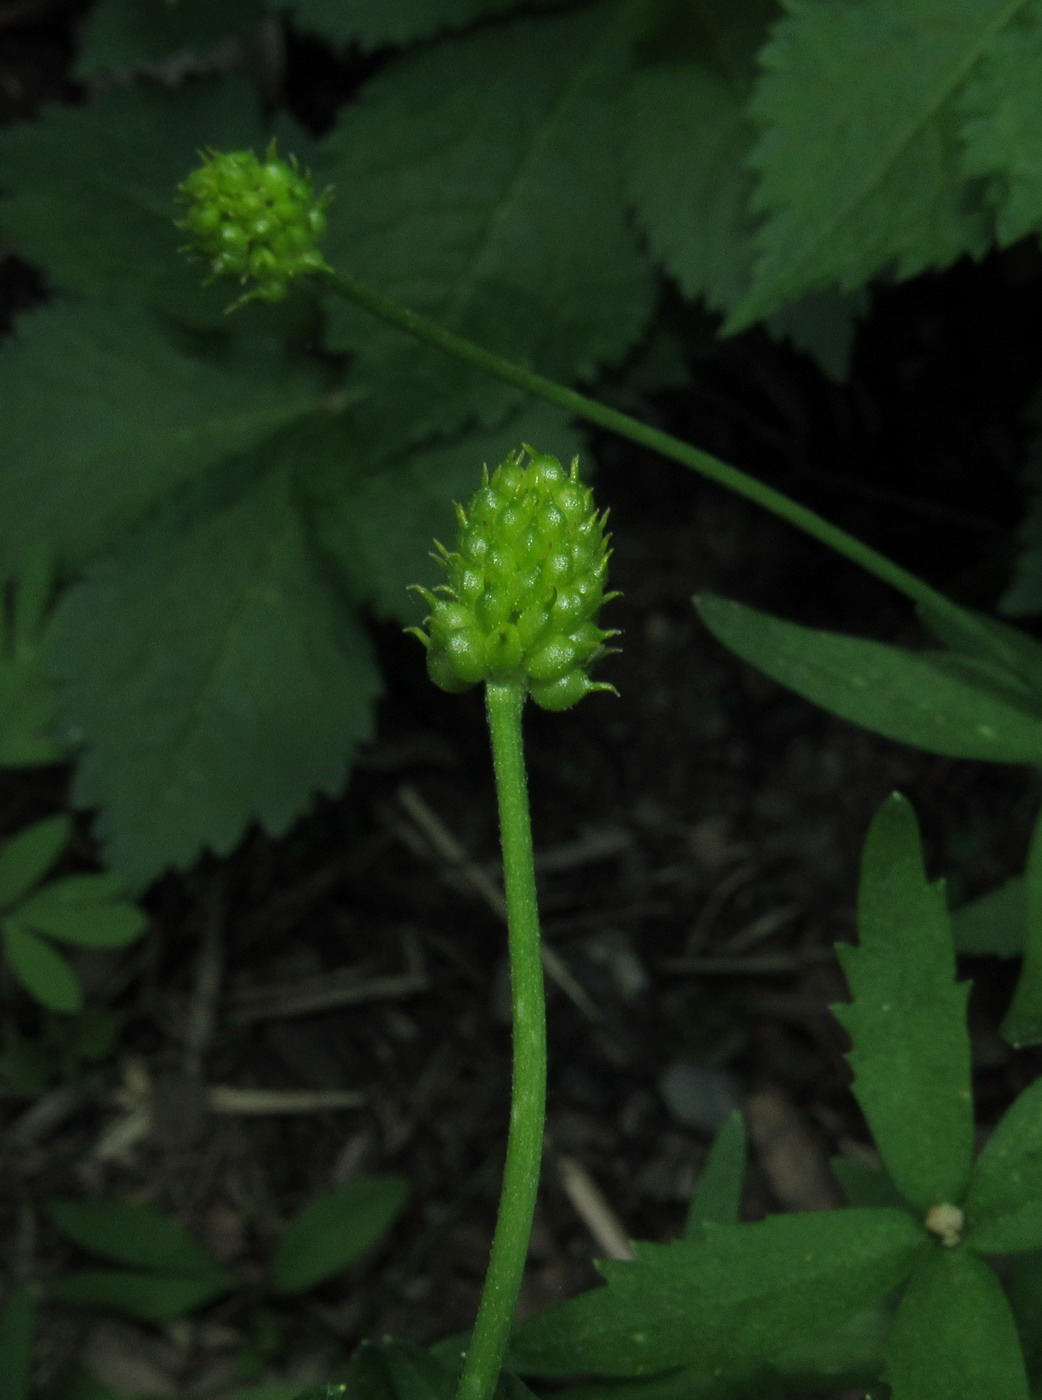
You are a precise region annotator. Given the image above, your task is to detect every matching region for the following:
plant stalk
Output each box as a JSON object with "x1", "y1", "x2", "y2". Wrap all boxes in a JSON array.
[
  {"x1": 317, "y1": 264, "x2": 978, "y2": 635},
  {"x1": 455, "y1": 681, "x2": 547, "y2": 1400}
]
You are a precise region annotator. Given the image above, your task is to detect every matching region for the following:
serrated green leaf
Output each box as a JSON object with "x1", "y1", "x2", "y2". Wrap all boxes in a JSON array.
[
  {"x1": 952, "y1": 875, "x2": 1025, "y2": 958},
  {"x1": 49, "y1": 1267, "x2": 231, "y2": 1323},
  {"x1": 312, "y1": 402, "x2": 584, "y2": 624},
  {"x1": 0, "y1": 815, "x2": 71, "y2": 909},
  {"x1": 45, "y1": 1196, "x2": 221, "y2": 1273},
  {"x1": 344, "y1": 1339, "x2": 455, "y2": 1400},
  {"x1": 694, "y1": 593, "x2": 1042, "y2": 762},
  {"x1": 683, "y1": 1109, "x2": 746, "y2": 1236},
  {"x1": 833, "y1": 795, "x2": 973, "y2": 1211},
  {"x1": 960, "y1": 14, "x2": 1042, "y2": 246},
  {"x1": 509, "y1": 1208, "x2": 922, "y2": 1378},
  {"x1": 75, "y1": 0, "x2": 265, "y2": 78},
  {"x1": 0, "y1": 301, "x2": 330, "y2": 569},
  {"x1": 3, "y1": 922, "x2": 83, "y2": 1013},
  {"x1": 623, "y1": 0, "x2": 771, "y2": 315},
  {"x1": 1003, "y1": 803, "x2": 1042, "y2": 1046},
  {"x1": 317, "y1": 5, "x2": 654, "y2": 452},
  {"x1": 0, "y1": 1284, "x2": 35, "y2": 1400},
  {"x1": 270, "y1": 1174, "x2": 410, "y2": 1296},
  {"x1": 51, "y1": 460, "x2": 380, "y2": 888},
  {"x1": 884, "y1": 1248, "x2": 1029, "y2": 1400},
  {"x1": 0, "y1": 77, "x2": 272, "y2": 319},
  {"x1": 964, "y1": 1076, "x2": 1042, "y2": 1253},
  {"x1": 19, "y1": 880, "x2": 147, "y2": 949},
  {"x1": 727, "y1": 0, "x2": 995, "y2": 331}
]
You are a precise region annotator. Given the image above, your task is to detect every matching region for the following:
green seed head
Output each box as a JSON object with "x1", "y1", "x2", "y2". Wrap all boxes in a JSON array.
[
  {"x1": 410, "y1": 447, "x2": 618, "y2": 711},
  {"x1": 176, "y1": 142, "x2": 331, "y2": 307}
]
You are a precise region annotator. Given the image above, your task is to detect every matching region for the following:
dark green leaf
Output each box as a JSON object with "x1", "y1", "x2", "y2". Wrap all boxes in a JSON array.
[
  {"x1": 0, "y1": 1284, "x2": 35, "y2": 1400},
  {"x1": 18, "y1": 880, "x2": 147, "y2": 949},
  {"x1": 964, "y1": 1077, "x2": 1042, "y2": 1254},
  {"x1": 52, "y1": 461, "x2": 381, "y2": 888},
  {"x1": 0, "y1": 77, "x2": 267, "y2": 319},
  {"x1": 1003, "y1": 805, "x2": 1042, "y2": 1047},
  {"x1": 1007, "y1": 1250, "x2": 1042, "y2": 1381},
  {"x1": 695, "y1": 594, "x2": 1042, "y2": 761},
  {"x1": 49, "y1": 1267, "x2": 231, "y2": 1324},
  {"x1": 0, "y1": 547, "x2": 63, "y2": 767},
  {"x1": 0, "y1": 302, "x2": 330, "y2": 569},
  {"x1": 830, "y1": 1157, "x2": 906, "y2": 1211},
  {"x1": 951, "y1": 876, "x2": 1025, "y2": 958},
  {"x1": 917, "y1": 601, "x2": 1042, "y2": 695},
  {"x1": 45, "y1": 1197, "x2": 220, "y2": 1274},
  {"x1": 509, "y1": 1208, "x2": 922, "y2": 1378},
  {"x1": 271, "y1": 1174, "x2": 410, "y2": 1295},
  {"x1": 832, "y1": 794, "x2": 973, "y2": 1211},
  {"x1": 3, "y1": 922, "x2": 82, "y2": 1013},
  {"x1": 286, "y1": 0, "x2": 545, "y2": 49},
  {"x1": 0, "y1": 815, "x2": 71, "y2": 909},
  {"x1": 683, "y1": 1110, "x2": 746, "y2": 1237},
  {"x1": 345, "y1": 1338, "x2": 455, "y2": 1400},
  {"x1": 318, "y1": 7, "x2": 654, "y2": 452},
  {"x1": 75, "y1": 0, "x2": 265, "y2": 78},
  {"x1": 884, "y1": 1248, "x2": 1029, "y2": 1400}
]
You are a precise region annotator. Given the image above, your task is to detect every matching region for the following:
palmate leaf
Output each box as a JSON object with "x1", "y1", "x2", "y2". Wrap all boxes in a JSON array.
[
  {"x1": 884, "y1": 1248, "x2": 1029, "y2": 1400},
  {"x1": 509, "y1": 1208, "x2": 922, "y2": 1379},
  {"x1": 18, "y1": 877, "x2": 147, "y2": 949},
  {"x1": 960, "y1": 9, "x2": 1042, "y2": 247},
  {"x1": 727, "y1": 0, "x2": 1000, "y2": 331},
  {"x1": 834, "y1": 795, "x2": 973, "y2": 1212},
  {"x1": 694, "y1": 594, "x2": 1042, "y2": 763},
  {"x1": 50, "y1": 459, "x2": 381, "y2": 889},
  {"x1": 0, "y1": 301, "x2": 330, "y2": 570},
  {"x1": 316, "y1": 3, "x2": 654, "y2": 453},
  {"x1": 0, "y1": 75, "x2": 267, "y2": 322}
]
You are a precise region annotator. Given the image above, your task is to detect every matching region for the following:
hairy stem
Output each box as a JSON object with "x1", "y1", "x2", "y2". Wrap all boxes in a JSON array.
[
  {"x1": 316, "y1": 264, "x2": 981, "y2": 635},
  {"x1": 455, "y1": 681, "x2": 547, "y2": 1400}
]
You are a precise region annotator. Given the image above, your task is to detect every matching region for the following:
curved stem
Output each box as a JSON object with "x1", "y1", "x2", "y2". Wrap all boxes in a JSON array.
[
  {"x1": 455, "y1": 681, "x2": 547, "y2": 1400},
  {"x1": 316, "y1": 265, "x2": 974, "y2": 631}
]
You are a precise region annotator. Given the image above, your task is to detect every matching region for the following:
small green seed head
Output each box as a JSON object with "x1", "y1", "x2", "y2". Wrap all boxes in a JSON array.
[
  {"x1": 410, "y1": 447, "x2": 618, "y2": 711},
  {"x1": 176, "y1": 142, "x2": 331, "y2": 307}
]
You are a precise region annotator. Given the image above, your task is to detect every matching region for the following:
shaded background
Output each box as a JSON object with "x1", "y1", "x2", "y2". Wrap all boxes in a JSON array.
[{"x1": 3, "y1": 2, "x2": 1042, "y2": 1395}]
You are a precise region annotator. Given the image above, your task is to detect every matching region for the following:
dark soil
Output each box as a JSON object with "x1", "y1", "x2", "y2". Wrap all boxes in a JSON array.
[{"x1": 4, "y1": 5, "x2": 1042, "y2": 1398}]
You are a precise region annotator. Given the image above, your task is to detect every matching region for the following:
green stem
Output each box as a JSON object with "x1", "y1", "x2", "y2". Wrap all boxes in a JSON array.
[
  {"x1": 316, "y1": 265, "x2": 973, "y2": 631},
  {"x1": 455, "y1": 681, "x2": 547, "y2": 1400}
]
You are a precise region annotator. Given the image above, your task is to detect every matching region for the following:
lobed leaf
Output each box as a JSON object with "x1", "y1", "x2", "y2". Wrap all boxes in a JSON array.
[
  {"x1": 694, "y1": 594, "x2": 1042, "y2": 762},
  {"x1": 728, "y1": 0, "x2": 997, "y2": 330},
  {"x1": 51, "y1": 460, "x2": 381, "y2": 888},
  {"x1": 0, "y1": 301, "x2": 330, "y2": 570},
  {"x1": 270, "y1": 1174, "x2": 411, "y2": 1296},
  {"x1": 884, "y1": 1248, "x2": 1029, "y2": 1400},
  {"x1": 317, "y1": 5, "x2": 654, "y2": 452},
  {"x1": 0, "y1": 815, "x2": 71, "y2": 909},
  {"x1": 285, "y1": 0, "x2": 556, "y2": 50},
  {"x1": 0, "y1": 76, "x2": 268, "y2": 320},
  {"x1": 2, "y1": 922, "x2": 83, "y2": 1013},
  {"x1": 509, "y1": 1207, "x2": 922, "y2": 1378},
  {"x1": 833, "y1": 794, "x2": 973, "y2": 1211},
  {"x1": 964, "y1": 1076, "x2": 1042, "y2": 1254}
]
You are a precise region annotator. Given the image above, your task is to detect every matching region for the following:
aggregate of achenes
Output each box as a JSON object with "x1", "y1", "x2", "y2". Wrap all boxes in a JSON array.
[
  {"x1": 413, "y1": 448, "x2": 617, "y2": 711},
  {"x1": 177, "y1": 144, "x2": 329, "y2": 304}
]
